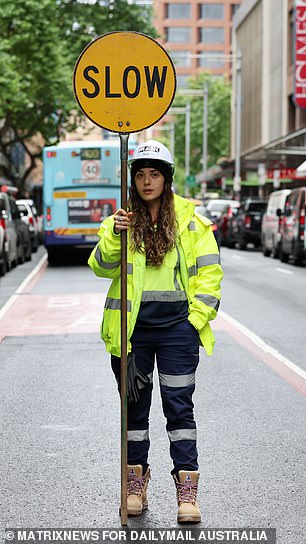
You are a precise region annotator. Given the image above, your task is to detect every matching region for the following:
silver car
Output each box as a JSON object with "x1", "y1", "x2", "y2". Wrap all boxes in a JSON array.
[
  {"x1": 0, "y1": 192, "x2": 18, "y2": 271},
  {"x1": 16, "y1": 198, "x2": 40, "y2": 252}
]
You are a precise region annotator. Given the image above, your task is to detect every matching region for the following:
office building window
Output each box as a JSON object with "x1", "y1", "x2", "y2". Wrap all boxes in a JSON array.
[
  {"x1": 167, "y1": 3, "x2": 191, "y2": 19},
  {"x1": 170, "y1": 51, "x2": 191, "y2": 67},
  {"x1": 167, "y1": 27, "x2": 191, "y2": 43},
  {"x1": 200, "y1": 27, "x2": 225, "y2": 44},
  {"x1": 198, "y1": 51, "x2": 225, "y2": 69},
  {"x1": 231, "y1": 4, "x2": 240, "y2": 17},
  {"x1": 176, "y1": 74, "x2": 190, "y2": 89},
  {"x1": 200, "y1": 3, "x2": 224, "y2": 20}
]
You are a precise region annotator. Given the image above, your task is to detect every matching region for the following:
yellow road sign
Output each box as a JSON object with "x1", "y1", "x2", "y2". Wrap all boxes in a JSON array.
[{"x1": 73, "y1": 31, "x2": 176, "y2": 133}]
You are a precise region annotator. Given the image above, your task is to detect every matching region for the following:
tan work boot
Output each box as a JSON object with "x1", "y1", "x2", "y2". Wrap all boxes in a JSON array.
[
  {"x1": 127, "y1": 465, "x2": 150, "y2": 516},
  {"x1": 174, "y1": 470, "x2": 201, "y2": 523}
]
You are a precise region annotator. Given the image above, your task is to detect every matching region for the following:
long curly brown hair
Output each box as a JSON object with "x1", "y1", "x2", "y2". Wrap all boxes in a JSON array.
[{"x1": 128, "y1": 182, "x2": 177, "y2": 267}]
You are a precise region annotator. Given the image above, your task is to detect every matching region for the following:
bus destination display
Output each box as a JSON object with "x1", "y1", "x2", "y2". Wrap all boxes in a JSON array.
[{"x1": 80, "y1": 148, "x2": 101, "y2": 160}]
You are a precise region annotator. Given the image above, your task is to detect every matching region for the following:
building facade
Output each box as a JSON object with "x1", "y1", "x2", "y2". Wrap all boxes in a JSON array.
[
  {"x1": 231, "y1": 0, "x2": 306, "y2": 193},
  {"x1": 154, "y1": 0, "x2": 241, "y2": 87}
]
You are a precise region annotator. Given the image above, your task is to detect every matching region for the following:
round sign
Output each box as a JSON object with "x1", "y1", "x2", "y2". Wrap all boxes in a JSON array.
[
  {"x1": 73, "y1": 32, "x2": 176, "y2": 133},
  {"x1": 82, "y1": 160, "x2": 100, "y2": 179}
]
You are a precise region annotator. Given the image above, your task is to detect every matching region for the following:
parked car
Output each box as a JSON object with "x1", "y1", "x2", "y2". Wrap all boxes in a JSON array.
[
  {"x1": 217, "y1": 201, "x2": 241, "y2": 246},
  {"x1": 16, "y1": 198, "x2": 40, "y2": 252},
  {"x1": 228, "y1": 198, "x2": 267, "y2": 249},
  {"x1": 0, "y1": 224, "x2": 7, "y2": 276},
  {"x1": 9, "y1": 196, "x2": 32, "y2": 263},
  {"x1": 195, "y1": 205, "x2": 220, "y2": 245},
  {"x1": 0, "y1": 191, "x2": 18, "y2": 271},
  {"x1": 203, "y1": 198, "x2": 238, "y2": 219},
  {"x1": 279, "y1": 187, "x2": 306, "y2": 266},
  {"x1": 261, "y1": 189, "x2": 291, "y2": 258}
]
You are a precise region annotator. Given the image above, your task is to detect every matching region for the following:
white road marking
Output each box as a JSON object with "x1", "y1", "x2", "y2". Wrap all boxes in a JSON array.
[
  {"x1": 16, "y1": 253, "x2": 48, "y2": 294},
  {"x1": 0, "y1": 254, "x2": 47, "y2": 322},
  {"x1": 275, "y1": 267, "x2": 293, "y2": 275},
  {"x1": 220, "y1": 310, "x2": 306, "y2": 382}
]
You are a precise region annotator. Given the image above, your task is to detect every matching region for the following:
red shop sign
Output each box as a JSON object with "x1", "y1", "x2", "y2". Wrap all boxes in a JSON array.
[
  {"x1": 295, "y1": 1, "x2": 306, "y2": 108},
  {"x1": 266, "y1": 168, "x2": 296, "y2": 180}
]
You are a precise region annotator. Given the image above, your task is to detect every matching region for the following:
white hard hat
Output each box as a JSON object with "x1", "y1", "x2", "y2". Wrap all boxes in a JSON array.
[{"x1": 129, "y1": 140, "x2": 175, "y2": 172}]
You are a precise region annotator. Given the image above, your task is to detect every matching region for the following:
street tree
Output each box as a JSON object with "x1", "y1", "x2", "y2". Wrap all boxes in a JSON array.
[{"x1": 0, "y1": 0, "x2": 157, "y2": 193}]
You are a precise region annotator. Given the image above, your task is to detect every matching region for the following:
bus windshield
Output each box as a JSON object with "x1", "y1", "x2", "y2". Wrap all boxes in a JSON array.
[{"x1": 43, "y1": 138, "x2": 136, "y2": 264}]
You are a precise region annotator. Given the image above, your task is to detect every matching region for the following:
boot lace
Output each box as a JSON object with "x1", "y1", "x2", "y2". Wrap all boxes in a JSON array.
[
  {"x1": 176, "y1": 480, "x2": 198, "y2": 504},
  {"x1": 127, "y1": 473, "x2": 146, "y2": 497}
]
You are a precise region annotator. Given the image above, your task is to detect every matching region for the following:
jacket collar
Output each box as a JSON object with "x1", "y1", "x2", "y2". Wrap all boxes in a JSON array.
[{"x1": 174, "y1": 194, "x2": 195, "y2": 234}]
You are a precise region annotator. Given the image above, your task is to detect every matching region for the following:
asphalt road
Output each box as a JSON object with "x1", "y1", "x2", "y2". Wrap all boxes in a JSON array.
[{"x1": 0, "y1": 246, "x2": 305, "y2": 543}]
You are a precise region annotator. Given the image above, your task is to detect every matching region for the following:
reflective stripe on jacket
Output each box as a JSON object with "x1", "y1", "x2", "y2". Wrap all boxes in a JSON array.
[{"x1": 88, "y1": 194, "x2": 223, "y2": 357}]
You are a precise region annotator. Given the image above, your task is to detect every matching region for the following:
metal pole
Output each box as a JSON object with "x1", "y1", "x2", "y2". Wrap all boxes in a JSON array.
[
  {"x1": 202, "y1": 82, "x2": 209, "y2": 198},
  {"x1": 185, "y1": 102, "x2": 191, "y2": 196},
  {"x1": 119, "y1": 132, "x2": 129, "y2": 527},
  {"x1": 234, "y1": 50, "x2": 242, "y2": 199},
  {"x1": 170, "y1": 121, "x2": 175, "y2": 160}
]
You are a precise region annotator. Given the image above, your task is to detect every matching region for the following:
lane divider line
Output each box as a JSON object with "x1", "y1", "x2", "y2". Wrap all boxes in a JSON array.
[
  {"x1": 0, "y1": 253, "x2": 48, "y2": 323},
  {"x1": 275, "y1": 267, "x2": 293, "y2": 275},
  {"x1": 219, "y1": 310, "x2": 306, "y2": 396},
  {"x1": 15, "y1": 253, "x2": 48, "y2": 294}
]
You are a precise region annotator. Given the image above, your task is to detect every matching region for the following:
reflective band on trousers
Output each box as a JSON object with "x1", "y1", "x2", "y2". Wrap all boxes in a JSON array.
[
  {"x1": 141, "y1": 290, "x2": 187, "y2": 302},
  {"x1": 159, "y1": 372, "x2": 195, "y2": 388},
  {"x1": 168, "y1": 429, "x2": 197, "y2": 442},
  {"x1": 195, "y1": 294, "x2": 220, "y2": 311},
  {"x1": 128, "y1": 430, "x2": 149, "y2": 441},
  {"x1": 105, "y1": 297, "x2": 132, "y2": 312}
]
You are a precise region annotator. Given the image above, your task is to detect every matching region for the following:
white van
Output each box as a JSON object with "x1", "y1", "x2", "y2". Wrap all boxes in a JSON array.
[{"x1": 261, "y1": 189, "x2": 291, "y2": 258}]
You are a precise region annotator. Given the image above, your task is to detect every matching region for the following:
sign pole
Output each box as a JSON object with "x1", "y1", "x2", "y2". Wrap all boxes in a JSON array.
[
  {"x1": 119, "y1": 132, "x2": 129, "y2": 526},
  {"x1": 73, "y1": 31, "x2": 176, "y2": 527}
]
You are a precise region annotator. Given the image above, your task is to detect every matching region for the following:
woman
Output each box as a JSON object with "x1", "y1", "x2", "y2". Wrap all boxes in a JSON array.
[{"x1": 88, "y1": 140, "x2": 223, "y2": 523}]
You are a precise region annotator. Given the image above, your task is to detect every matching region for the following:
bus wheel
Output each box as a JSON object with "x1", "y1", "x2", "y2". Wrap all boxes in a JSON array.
[{"x1": 47, "y1": 248, "x2": 59, "y2": 266}]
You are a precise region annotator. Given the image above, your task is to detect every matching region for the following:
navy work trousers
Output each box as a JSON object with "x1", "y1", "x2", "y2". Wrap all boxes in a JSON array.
[{"x1": 111, "y1": 320, "x2": 200, "y2": 475}]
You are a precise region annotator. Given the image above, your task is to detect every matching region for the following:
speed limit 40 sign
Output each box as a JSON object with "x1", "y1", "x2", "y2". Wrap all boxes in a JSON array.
[{"x1": 73, "y1": 31, "x2": 176, "y2": 133}]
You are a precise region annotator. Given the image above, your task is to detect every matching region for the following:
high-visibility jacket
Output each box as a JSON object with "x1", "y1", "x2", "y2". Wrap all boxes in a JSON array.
[{"x1": 88, "y1": 194, "x2": 223, "y2": 357}]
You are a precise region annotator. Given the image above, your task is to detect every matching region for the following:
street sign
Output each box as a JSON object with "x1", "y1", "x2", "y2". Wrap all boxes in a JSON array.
[
  {"x1": 73, "y1": 31, "x2": 177, "y2": 527},
  {"x1": 73, "y1": 31, "x2": 176, "y2": 133},
  {"x1": 186, "y1": 174, "x2": 196, "y2": 187},
  {"x1": 82, "y1": 160, "x2": 100, "y2": 179}
]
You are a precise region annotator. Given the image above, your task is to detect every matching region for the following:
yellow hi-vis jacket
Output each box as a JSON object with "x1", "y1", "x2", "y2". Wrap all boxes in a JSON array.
[{"x1": 88, "y1": 194, "x2": 223, "y2": 357}]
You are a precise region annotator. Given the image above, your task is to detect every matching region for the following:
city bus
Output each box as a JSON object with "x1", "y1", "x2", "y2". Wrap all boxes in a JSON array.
[{"x1": 43, "y1": 138, "x2": 136, "y2": 264}]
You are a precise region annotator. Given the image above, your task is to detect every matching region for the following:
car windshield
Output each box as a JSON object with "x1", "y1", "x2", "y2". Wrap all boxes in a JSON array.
[
  {"x1": 248, "y1": 203, "x2": 266, "y2": 212},
  {"x1": 17, "y1": 204, "x2": 28, "y2": 215},
  {"x1": 209, "y1": 202, "x2": 229, "y2": 212}
]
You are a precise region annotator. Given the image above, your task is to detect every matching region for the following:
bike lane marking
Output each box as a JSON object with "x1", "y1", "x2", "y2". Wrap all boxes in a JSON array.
[
  {"x1": 214, "y1": 310, "x2": 306, "y2": 397},
  {"x1": 0, "y1": 292, "x2": 105, "y2": 338},
  {"x1": 0, "y1": 254, "x2": 105, "y2": 341},
  {"x1": 0, "y1": 254, "x2": 49, "y2": 342}
]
